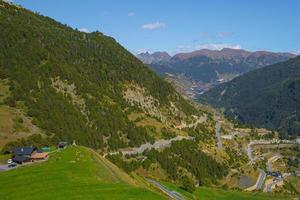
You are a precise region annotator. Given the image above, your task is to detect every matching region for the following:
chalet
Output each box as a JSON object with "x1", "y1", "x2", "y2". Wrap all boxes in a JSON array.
[
  {"x1": 12, "y1": 146, "x2": 36, "y2": 164},
  {"x1": 12, "y1": 146, "x2": 48, "y2": 164},
  {"x1": 31, "y1": 152, "x2": 48, "y2": 161}
]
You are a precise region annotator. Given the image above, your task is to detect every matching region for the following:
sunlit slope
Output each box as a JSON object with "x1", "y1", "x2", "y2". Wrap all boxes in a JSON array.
[{"x1": 0, "y1": 146, "x2": 165, "y2": 200}]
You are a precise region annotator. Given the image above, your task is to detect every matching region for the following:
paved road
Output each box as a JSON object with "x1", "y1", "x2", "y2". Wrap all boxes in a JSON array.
[
  {"x1": 256, "y1": 170, "x2": 267, "y2": 190},
  {"x1": 245, "y1": 169, "x2": 266, "y2": 191},
  {"x1": 0, "y1": 164, "x2": 19, "y2": 172},
  {"x1": 146, "y1": 179, "x2": 183, "y2": 200},
  {"x1": 246, "y1": 144, "x2": 253, "y2": 162},
  {"x1": 213, "y1": 114, "x2": 222, "y2": 149},
  {"x1": 264, "y1": 155, "x2": 282, "y2": 192},
  {"x1": 0, "y1": 165, "x2": 9, "y2": 172},
  {"x1": 267, "y1": 155, "x2": 280, "y2": 172},
  {"x1": 215, "y1": 121, "x2": 222, "y2": 149},
  {"x1": 246, "y1": 139, "x2": 296, "y2": 162},
  {"x1": 113, "y1": 136, "x2": 193, "y2": 156}
]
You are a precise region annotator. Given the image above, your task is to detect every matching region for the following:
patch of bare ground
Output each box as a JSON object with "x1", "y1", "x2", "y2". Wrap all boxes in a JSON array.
[{"x1": 51, "y1": 76, "x2": 90, "y2": 123}]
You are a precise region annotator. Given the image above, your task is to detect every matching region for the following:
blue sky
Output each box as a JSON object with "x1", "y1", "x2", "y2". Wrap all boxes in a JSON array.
[{"x1": 11, "y1": 0, "x2": 300, "y2": 55}]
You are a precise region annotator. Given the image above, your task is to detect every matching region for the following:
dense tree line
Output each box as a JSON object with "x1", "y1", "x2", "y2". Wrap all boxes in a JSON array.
[
  {"x1": 145, "y1": 140, "x2": 228, "y2": 186},
  {"x1": 108, "y1": 140, "x2": 228, "y2": 188}
]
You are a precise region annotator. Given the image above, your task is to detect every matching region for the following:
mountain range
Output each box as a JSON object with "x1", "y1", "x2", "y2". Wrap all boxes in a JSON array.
[
  {"x1": 200, "y1": 55, "x2": 300, "y2": 137},
  {"x1": 137, "y1": 49, "x2": 296, "y2": 98},
  {"x1": 136, "y1": 51, "x2": 171, "y2": 64}
]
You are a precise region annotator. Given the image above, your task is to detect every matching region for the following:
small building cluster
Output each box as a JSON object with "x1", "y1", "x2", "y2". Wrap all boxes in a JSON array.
[
  {"x1": 6, "y1": 142, "x2": 68, "y2": 167},
  {"x1": 266, "y1": 171, "x2": 282, "y2": 179},
  {"x1": 12, "y1": 146, "x2": 49, "y2": 164}
]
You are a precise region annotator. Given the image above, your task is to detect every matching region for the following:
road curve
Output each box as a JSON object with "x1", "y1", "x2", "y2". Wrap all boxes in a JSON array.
[
  {"x1": 113, "y1": 136, "x2": 193, "y2": 156},
  {"x1": 245, "y1": 169, "x2": 266, "y2": 191},
  {"x1": 264, "y1": 155, "x2": 282, "y2": 192},
  {"x1": 146, "y1": 179, "x2": 183, "y2": 200}
]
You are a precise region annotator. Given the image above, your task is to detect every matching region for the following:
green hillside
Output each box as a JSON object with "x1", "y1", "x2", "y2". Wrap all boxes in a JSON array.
[
  {"x1": 0, "y1": 1, "x2": 196, "y2": 151},
  {"x1": 200, "y1": 56, "x2": 300, "y2": 137},
  {"x1": 0, "y1": 1, "x2": 229, "y2": 190},
  {"x1": 0, "y1": 146, "x2": 165, "y2": 200}
]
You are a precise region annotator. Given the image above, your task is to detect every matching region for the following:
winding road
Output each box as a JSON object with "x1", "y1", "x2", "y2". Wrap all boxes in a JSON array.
[
  {"x1": 213, "y1": 114, "x2": 223, "y2": 149},
  {"x1": 215, "y1": 121, "x2": 222, "y2": 149},
  {"x1": 246, "y1": 139, "x2": 298, "y2": 162},
  {"x1": 264, "y1": 155, "x2": 283, "y2": 192},
  {"x1": 111, "y1": 136, "x2": 193, "y2": 156},
  {"x1": 245, "y1": 169, "x2": 266, "y2": 191},
  {"x1": 146, "y1": 179, "x2": 183, "y2": 200}
]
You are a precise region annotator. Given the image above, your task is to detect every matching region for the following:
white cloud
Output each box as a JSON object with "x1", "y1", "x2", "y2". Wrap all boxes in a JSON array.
[
  {"x1": 173, "y1": 43, "x2": 242, "y2": 54},
  {"x1": 195, "y1": 43, "x2": 242, "y2": 50},
  {"x1": 216, "y1": 32, "x2": 234, "y2": 38},
  {"x1": 128, "y1": 12, "x2": 135, "y2": 17},
  {"x1": 78, "y1": 28, "x2": 90, "y2": 33},
  {"x1": 141, "y1": 22, "x2": 165, "y2": 30},
  {"x1": 290, "y1": 51, "x2": 300, "y2": 55},
  {"x1": 135, "y1": 48, "x2": 152, "y2": 54}
]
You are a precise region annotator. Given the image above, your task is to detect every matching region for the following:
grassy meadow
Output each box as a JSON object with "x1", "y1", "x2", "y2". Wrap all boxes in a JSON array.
[{"x1": 0, "y1": 146, "x2": 165, "y2": 200}]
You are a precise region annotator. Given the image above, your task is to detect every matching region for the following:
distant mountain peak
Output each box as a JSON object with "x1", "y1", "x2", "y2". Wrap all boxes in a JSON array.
[
  {"x1": 172, "y1": 48, "x2": 296, "y2": 61},
  {"x1": 136, "y1": 51, "x2": 171, "y2": 64}
]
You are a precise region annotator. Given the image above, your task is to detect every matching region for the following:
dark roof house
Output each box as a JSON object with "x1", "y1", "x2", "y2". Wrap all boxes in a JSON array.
[
  {"x1": 12, "y1": 146, "x2": 37, "y2": 156},
  {"x1": 12, "y1": 155, "x2": 31, "y2": 164}
]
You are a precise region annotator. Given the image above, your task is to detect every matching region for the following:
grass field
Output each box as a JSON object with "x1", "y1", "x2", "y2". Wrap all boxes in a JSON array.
[
  {"x1": 0, "y1": 146, "x2": 165, "y2": 200},
  {"x1": 162, "y1": 182, "x2": 293, "y2": 200}
]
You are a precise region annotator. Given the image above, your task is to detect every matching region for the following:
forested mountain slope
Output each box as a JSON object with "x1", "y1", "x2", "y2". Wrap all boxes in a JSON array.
[
  {"x1": 200, "y1": 56, "x2": 300, "y2": 137},
  {"x1": 0, "y1": 1, "x2": 199, "y2": 151}
]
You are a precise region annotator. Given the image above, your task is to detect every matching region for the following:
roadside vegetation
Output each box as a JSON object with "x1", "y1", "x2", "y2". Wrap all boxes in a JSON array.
[
  {"x1": 107, "y1": 139, "x2": 228, "y2": 190},
  {"x1": 161, "y1": 182, "x2": 293, "y2": 200}
]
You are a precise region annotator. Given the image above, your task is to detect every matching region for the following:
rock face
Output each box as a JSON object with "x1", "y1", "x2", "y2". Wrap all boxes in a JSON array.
[{"x1": 136, "y1": 51, "x2": 171, "y2": 64}]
